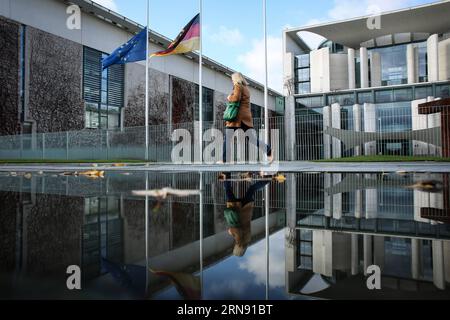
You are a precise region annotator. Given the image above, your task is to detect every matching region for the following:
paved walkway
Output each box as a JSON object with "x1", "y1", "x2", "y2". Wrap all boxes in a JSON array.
[{"x1": 0, "y1": 161, "x2": 449, "y2": 173}]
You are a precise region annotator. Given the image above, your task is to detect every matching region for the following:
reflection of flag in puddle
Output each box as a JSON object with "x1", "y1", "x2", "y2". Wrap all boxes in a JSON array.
[{"x1": 150, "y1": 269, "x2": 201, "y2": 300}]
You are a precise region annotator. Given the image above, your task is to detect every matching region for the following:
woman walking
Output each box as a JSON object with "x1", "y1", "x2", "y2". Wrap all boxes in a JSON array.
[{"x1": 222, "y1": 72, "x2": 272, "y2": 163}]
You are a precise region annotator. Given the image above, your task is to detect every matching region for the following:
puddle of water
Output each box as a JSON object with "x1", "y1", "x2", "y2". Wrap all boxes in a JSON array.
[{"x1": 0, "y1": 171, "x2": 449, "y2": 300}]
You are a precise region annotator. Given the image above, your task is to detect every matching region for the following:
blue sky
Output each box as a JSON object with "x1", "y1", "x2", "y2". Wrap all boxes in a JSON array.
[{"x1": 94, "y1": 0, "x2": 439, "y2": 91}]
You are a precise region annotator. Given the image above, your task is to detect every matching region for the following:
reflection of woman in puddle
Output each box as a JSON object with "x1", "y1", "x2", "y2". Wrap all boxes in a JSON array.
[{"x1": 223, "y1": 173, "x2": 270, "y2": 257}]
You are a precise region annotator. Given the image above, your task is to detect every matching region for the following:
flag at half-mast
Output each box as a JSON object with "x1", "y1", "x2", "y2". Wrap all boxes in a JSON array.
[{"x1": 151, "y1": 14, "x2": 200, "y2": 57}]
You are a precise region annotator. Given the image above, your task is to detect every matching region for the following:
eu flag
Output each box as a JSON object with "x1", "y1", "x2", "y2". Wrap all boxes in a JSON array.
[{"x1": 102, "y1": 27, "x2": 147, "y2": 70}]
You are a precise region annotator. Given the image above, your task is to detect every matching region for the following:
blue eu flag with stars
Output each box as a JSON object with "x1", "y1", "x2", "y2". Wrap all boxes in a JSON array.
[{"x1": 102, "y1": 28, "x2": 147, "y2": 70}]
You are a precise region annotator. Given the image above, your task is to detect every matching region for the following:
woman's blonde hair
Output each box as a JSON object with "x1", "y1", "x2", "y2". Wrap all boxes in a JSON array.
[{"x1": 231, "y1": 72, "x2": 249, "y2": 86}]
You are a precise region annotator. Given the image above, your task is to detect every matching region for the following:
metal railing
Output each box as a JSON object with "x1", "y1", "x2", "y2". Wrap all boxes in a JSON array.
[
  {"x1": 0, "y1": 117, "x2": 287, "y2": 162},
  {"x1": 0, "y1": 109, "x2": 447, "y2": 161}
]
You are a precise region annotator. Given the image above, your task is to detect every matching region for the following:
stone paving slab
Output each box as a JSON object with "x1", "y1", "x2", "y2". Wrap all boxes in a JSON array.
[{"x1": 0, "y1": 161, "x2": 449, "y2": 173}]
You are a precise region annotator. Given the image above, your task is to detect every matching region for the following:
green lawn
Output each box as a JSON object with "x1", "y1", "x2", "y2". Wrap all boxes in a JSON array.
[
  {"x1": 316, "y1": 155, "x2": 450, "y2": 163},
  {"x1": 0, "y1": 159, "x2": 147, "y2": 164}
]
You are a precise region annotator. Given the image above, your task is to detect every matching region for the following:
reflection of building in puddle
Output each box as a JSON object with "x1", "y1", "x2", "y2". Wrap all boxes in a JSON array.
[
  {"x1": 286, "y1": 230, "x2": 450, "y2": 298},
  {"x1": 287, "y1": 173, "x2": 450, "y2": 298},
  {"x1": 0, "y1": 172, "x2": 286, "y2": 299}
]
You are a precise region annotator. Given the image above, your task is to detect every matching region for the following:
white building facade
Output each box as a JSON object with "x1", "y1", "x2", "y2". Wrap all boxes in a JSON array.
[{"x1": 283, "y1": 1, "x2": 450, "y2": 160}]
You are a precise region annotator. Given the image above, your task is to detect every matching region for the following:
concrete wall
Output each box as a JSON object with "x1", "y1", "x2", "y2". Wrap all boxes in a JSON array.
[
  {"x1": 330, "y1": 54, "x2": 349, "y2": 91},
  {"x1": 27, "y1": 26, "x2": 85, "y2": 133},
  {"x1": 0, "y1": 192, "x2": 20, "y2": 273},
  {"x1": 427, "y1": 34, "x2": 439, "y2": 82},
  {"x1": 439, "y1": 38, "x2": 450, "y2": 81},
  {"x1": 0, "y1": 16, "x2": 20, "y2": 135},
  {"x1": 124, "y1": 63, "x2": 170, "y2": 127},
  {"x1": 310, "y1": 48, "x2": 330, "y2": 93}
]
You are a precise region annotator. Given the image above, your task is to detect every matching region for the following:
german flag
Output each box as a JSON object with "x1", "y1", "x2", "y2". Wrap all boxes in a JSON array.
[{"x1": 151, "y1": 14, "x2": 200, "y2": 57}]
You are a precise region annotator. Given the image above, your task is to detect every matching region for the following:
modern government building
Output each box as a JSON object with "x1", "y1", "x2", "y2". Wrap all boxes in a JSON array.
[{"x1": 283, "y1": 0, "x2": 450, "y2": 160}]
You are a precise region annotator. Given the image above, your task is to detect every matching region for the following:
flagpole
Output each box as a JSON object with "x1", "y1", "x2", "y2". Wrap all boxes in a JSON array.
[
  {"x1": 145, "y1": 0, "x2": 150, "y2": 161},
  {"x1": 198, "y1": 0, "x2": 203, "y2": 164},
  {"x1": 263, "y1": 0, "x2": 270, "y2": 301},
  {"x1": 263, "y1": 0, "x2": 269, "y2": 147}
]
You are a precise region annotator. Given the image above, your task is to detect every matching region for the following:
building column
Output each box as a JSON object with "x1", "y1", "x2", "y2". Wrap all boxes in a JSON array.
[
  {"x1": 354, "y1": 175, "x2": 363, "y2": 219},
  {"x1": 353, "y1": 104, "x2": 362, "y2": 156},
  {"x1": 432, "y1": 240, "x2": 446, "y2": 290},
  {"x1": 324, "y1": 173, "x2": 332, "y2": 217},
  {"x1": 363, "y1": 103, "x2": 376, "y2": 155},
  {"x1": 323, "y1": 106, "x2": 332, "y2": 159},
  {"x1": 285, "y1": 96, "x2": 296, "y2": 161},
  {"x1": 370, "y1": 52, "x2": 382, "y2": 87},
  {"x1": 283, "y1": 51, "x2": 295, "y2": 96},
  {"x1": 332, "y1": 173, "x2": 342, "y2": 220},
  {"x1": 373, "y1": 236, "x2": 385, "y2": 272},
  {"x1": 411, "y1": 239, "x2": 422, "y2": 280},
  {"x1": 427, "y1": 34, "x2": 440, "y2": 82},
  {"x1": 360, "y1": 47, "x2": 369, "y2": 88},
  {"x1": 427, "y1": 97, "x2": 442, "y2": 156},
  {"x1": 351, "y1": 234, "x2": 359, "y2": 275},
  {"x1": 365, "y1": 174, "x2": 378, "y2": 219},
  {"x1": 363, "y1": 235, "x2": 373, "y2": 276},
  {"x1": 439, "y1": 38, "x2": 450, "y2": 81},
  {"x1": 285, "y1": 175, "x2": 297, "y2": 287},
  {"x1": 407, "y1": 44, "x2": 418, "y2": 84},
  {"x1": 348, "y1": 48, "x2": 356, "y2": 89},
  {"x1": 313, "y1": 230, "x2": 333, "y2": 277},
  {"x1": 411, "y1": 98, "x2": 428, "y2": 156},
  {"x1": 331, "y1": 103, "x2": 342, "y2": 159}
]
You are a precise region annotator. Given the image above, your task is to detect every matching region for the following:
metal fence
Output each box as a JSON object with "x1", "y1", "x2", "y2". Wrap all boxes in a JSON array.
[
  {"x1": 0, "y1": 109, "x2": 447, "y2": 161},
  {"x1": 0, "y1": 117, "x2": 286, "y2": 162},
  {"x1": 294, "y1": 108, "x2": 445, "y2": 161}
]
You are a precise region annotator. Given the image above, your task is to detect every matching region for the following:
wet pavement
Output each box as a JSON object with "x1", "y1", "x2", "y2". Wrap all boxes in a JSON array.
[{"x1": 0, "y1": 170, "x2": 449, "y2": 300}]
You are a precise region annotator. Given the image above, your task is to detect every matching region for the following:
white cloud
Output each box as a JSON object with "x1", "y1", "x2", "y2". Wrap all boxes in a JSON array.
[
  {"x1": 93, "y1": 0, "x2": 118, "y2": 12},
  {"x1": 210, "y1": 26, "x2": 244, "y2": 46},
  {"x1": 237, "y1": 231, "x2": 286, "y2": 288},
  {"x1": 299, "y1": 0, "x2": 425, "y2": 49},
  {"x1": 237, "y1": 36, "x2": 283, "y2": 93}
]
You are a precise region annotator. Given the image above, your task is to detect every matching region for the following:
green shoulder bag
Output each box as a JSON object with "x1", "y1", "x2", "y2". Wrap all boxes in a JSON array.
[
  {"x1": 223, "y1": 101, "x2": 241, "y2": 122},
  {"x1": 224, "y1": 209, "x2": 241, "y2": 228}
]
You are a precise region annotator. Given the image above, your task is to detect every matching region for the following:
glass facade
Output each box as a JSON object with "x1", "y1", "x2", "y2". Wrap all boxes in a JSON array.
[
  {"x1": 369, "y1": 44, "x2": 408, "y2": 86},
  {"x1": 415, "y1": 42, "x2": 428, "y2": 83},
  {"x1": 295, "y1": 54, "x2": 311, "y2": 95},
  {"x1": 83, "y1": 47, "x2": 124, "y2": 129},
  {"x1": 194, "y1": 86, "x2": 214, "y2": 122},
  {"x1": 368, "y1": 41, "x2": 428, "y2": 87}
]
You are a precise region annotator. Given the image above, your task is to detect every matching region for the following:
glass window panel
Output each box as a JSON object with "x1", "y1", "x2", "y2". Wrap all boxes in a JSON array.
[
  {"x1": 100, "y1": 115, "x2": 108, "y2": 128},
  {"x1": 328, "y1": 93, "x2": 355, "y2": 106},
  {"x1": 108, "y1": 113, "x2": 120, "y2": 129},
  {"x1": 296, "y1": 54, "x2": 310, "y2": 68},
  {"x1": 375, "y1": 90, "x2": 393, "y2": 103},
  {"x1": 393, "y1": 88, "x2": 412, "y2": 102},
  {"x1": 297, "y1": 82, "x2": 311, "y2": 95},
  {"x1": 358, "y1": 91, "x2": 374, "y2": 104},
  {"x1": 436, "y1": 84, "x2": 450, "y2": 98},
  {"x1": 300, "y1": 230, "x2": 312, "y2": 241},
  {"x1": 296, "y1": 96, "x2": 323, "y2": 108},
  {"x1": 296, "y1": 68, "x2": 310, "y2": 82},
  {"x1": 300, "y1": 256, "x2": 312, "y2": 270},
  {"x1": 415, "y1": 86, "x2": 433, "y2": 99},
  {"x1": 370, "y1": 44, "x2": 408, "y2": 86}
]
